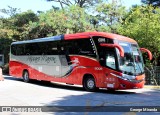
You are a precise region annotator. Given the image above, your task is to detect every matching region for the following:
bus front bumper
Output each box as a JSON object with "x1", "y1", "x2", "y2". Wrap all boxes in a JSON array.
[{"x1": 117, "y1": 78, "x2": 145, "y2": 90}]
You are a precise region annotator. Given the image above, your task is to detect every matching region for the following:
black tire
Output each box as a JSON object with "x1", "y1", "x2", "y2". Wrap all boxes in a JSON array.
[
  {"x1": 42, "y1": 80, "x2": 51, "y2": 85},
  {"x1": 83, "y1": 76, "x2": 97, "y2": 92},
  {"x1": 23, "y1": 70, "x2": 29, "y2": 82},
  {"x1": 107, "y1": 88, "x2": 115, "y2": 92}
]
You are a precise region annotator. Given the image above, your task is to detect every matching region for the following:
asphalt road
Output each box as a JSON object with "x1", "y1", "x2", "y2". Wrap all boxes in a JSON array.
[{"x1": 0, "y1": 75, "x2": 160, "y2": 115}]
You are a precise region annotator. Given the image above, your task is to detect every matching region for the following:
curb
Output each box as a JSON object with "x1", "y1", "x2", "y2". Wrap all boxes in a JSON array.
[{"x1": 144, "y1": 85, "x2": 160, "y2": 89}]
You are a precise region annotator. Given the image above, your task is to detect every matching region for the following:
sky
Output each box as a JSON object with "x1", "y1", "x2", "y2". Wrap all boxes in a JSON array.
[{"x1": 0, "y1": 0, "x2": 142, "y2": 17}]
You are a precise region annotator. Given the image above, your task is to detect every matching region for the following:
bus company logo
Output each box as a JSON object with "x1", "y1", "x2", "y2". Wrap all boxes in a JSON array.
[
  {"x1": 41, "y1": 55, "x2": 56, "y2": 63},
  {"x1": 27, "y1": 56, "x2": 40, "y2": 63},
  {"x1": 69, "y1": 58, "x2": 79, "y2": 67},
  {"x1": 27, "y1": 56, "x2": 56, "y2": 63}
]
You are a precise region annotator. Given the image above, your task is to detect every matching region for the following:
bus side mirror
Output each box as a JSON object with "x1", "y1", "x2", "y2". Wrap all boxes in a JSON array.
[
  {"x1": 140, "y1": 48, "x2": 152, "y2": 60},
  {"x1": 100, "y1": 43, "x2": 124, "y2": 57}
]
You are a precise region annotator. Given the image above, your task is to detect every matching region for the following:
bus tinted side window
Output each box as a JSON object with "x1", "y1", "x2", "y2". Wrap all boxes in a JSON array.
[
  {"x1": 24, "y1": 41, "x2": 59, "y2": 55},
  {"x1": 59, "y1": 39, "x2": 96, "y2": 58},
  {"x1": 16, "y1": 44, "x2": 25, "y2": 55},
  {"x1": 11, "y1": 39, "x2": 96, "y2": 56},
  {"x1": 25, "y1": 43, "x2": 40, "y2": 55},
  {"x1": 46, "y1": 41, "x2": 59, "y2": 55},
  {"x1": 76, "y1": 39, "x2": 96, "y2": 57},
  {"x1": 38, "y1": 41, "x2": 59, "y2": 55},
  {"x1": 12, "y1": 41, "x2": 60, "y2": 56},
  {"x1": 11, "y1": 45, "x2": 17, "y2": 55},
  {"x1": 58, "y1": 41, "x2": 74, "y2": 55}
]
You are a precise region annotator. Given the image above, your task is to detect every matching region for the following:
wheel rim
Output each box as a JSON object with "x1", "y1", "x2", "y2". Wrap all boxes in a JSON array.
[
  {"x1": 87, "y1": 79, "x2": 95, "y2": 89},
  {"x1": 24, "y1": 72, "x2": 28, "y2": 81}
]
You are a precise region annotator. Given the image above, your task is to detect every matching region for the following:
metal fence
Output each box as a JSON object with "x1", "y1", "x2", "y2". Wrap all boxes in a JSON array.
[{"x1": 145, "y1": 66, "x2": 160, "y2": 85}]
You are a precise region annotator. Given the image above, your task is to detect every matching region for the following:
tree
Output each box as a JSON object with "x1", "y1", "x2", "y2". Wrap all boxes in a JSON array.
[
  {"x1": 0, "y1": 6, "x2": 20, "y2": 16},
  {"x1": 95, "y1": 0, "x2": 126, "y2": 33},
  {"x1": 118, "y1": 5, "x2": 160, "y2": 65},
  {"x1": 64, "y1": 5, "x2": 94, "y2": 33},
  {"x1": 0, "y1": 38, "x2": 12, "y2": 63},
  {"x1": 25, "y1": 5, "x2": 94, "y2": 40},
  {"x1": 0, "y1": 6, "x2": 21, "y2": 40},
  {"x1": 141, "y1": 0, "x2": 160, "y2": 7},
  {"x1": 46, "y1": 0, "x2": 102, "y2": 9}
]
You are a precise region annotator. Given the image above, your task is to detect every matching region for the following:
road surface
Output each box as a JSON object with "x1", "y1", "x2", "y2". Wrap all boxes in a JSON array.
[{"x1": 0, "y1": 75, "x2": 160, "y2": 115}]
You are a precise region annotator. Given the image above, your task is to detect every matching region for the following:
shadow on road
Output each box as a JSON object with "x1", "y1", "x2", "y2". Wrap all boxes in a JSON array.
[
  {"x1": 4, "y1": 75, "x2": 22, "y2": 81},
  {"x1": 4, "y1": 75, "x2": 136, "y2": 95}
]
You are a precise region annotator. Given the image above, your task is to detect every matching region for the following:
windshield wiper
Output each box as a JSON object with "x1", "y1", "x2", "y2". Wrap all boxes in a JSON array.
[
  {"x1": 123, "y1": 70, "x2": 134, "y2": 75},
  {"x1": 130, "y1": 53, "x2": 137, "y2": 74},
  {"x1": 136, "y1": 62, "x2": 143, "y2": 74}
]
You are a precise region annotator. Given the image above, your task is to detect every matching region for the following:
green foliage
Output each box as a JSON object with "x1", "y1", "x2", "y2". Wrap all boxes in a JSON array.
[
  {"x1": 46, "y1": 0, "x2": 102, "y2": 8},
  {"x1": 64, "y1": 6, "x2": 94, "y2": 33},
  {"x1": 0, "y1": 6, "x2": 20, "y2": 16},
  {"x1": 1, "y1": 2, "x2": 160, "y2": 67},
  {"x1": 0, "y1": 10, "x2": 39, "y2": 40},
  {"x1": 0, "y1": 17, "x2": 17, "y2": 39},
  {"x1": 27, "y1": 5, "x2": 94, "y2": 38},
  {"x1": 13, "y1": 10, "x2": 38, "y2": 28},
  {"x1": 0, "y1": 38, "x2": 12, "y2": 63},
  {"x1": 0, "y1": 5, "x2": 95, "y2": 64},
  {"x1": 118, "y1": 5, "x2": 160, "y2": 65},
  {"x1": 95, "y1": 1, "x2": 126, "y2": 33}
]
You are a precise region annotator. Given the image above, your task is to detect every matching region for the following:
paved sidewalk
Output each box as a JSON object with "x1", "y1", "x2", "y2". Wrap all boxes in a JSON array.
[{"x1": 144, "y1": 85, "x2": 160, "y2": 89}]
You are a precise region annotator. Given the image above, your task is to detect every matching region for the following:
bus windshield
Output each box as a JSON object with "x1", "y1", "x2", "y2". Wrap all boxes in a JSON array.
[{"x1": 118, "y1": 42, "x2": 144, "y2": 75}]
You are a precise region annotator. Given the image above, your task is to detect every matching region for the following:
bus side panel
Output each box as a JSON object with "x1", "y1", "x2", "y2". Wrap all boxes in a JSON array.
[
  {"x1": 102, "y1": 68, "x2": 121, "y2": 89},
  {"x1": 9, "y1": 59, "x2": 63, "y2": 82},
  {"x1": 9, "y1": 60, "x2": 24, "y2": 78},
  {"x1": 60, "y1": 55, "x2": 106, "y2": 87},
  {"x1": 9, "y1": 60, "x2": 37, "y2": 80},
  {"x1": 27, "y1": 65, "x2": 62, "y2": 82},
  {"x1": 9, "y1": 55, "x2": 108, "y2": 88}
]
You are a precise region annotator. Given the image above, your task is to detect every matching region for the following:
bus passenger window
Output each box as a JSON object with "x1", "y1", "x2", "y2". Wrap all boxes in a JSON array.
[
  {"x1": 11, "y1": 45, "x2": 16, "y2": 55},
  {"x1": 106, "y1": 54, "x2": 116, "y2": 69},
  {"x1": 16, "y1": 44, "x2": 25, "y2": 55}
]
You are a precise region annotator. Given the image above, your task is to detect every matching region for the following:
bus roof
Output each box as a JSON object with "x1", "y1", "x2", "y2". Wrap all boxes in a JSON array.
[
  {"x1": 12, "y1": 32, "x2": 137, "y2": 45},
  {"x1": 64, "y1": 32, "x2": 137, "y2": 43},
  {"x1": 11, "y1": 35, "x2": 64, "y2": 45}
]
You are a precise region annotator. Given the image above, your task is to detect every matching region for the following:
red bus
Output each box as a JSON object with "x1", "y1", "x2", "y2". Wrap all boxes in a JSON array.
[{"x1": 9, "y1": 32, "x2": 152, "y2": 91}]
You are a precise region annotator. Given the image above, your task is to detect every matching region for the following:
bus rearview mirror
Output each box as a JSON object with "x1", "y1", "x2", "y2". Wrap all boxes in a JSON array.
[
  {"x1": 140, "y1": 48, "x2": 152, "y2": 60},
  {"x1": 100, "y1": 43, "x2": 124, "y2": 57}
]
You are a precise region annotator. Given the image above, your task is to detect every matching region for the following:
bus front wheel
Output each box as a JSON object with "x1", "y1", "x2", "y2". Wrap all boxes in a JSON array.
[
  {"x1": 83, "y1": 76, "x2": 97, "y2": 92},
  {"x1": 23, "y1": 70, "x2": 29, "y2": 82}
]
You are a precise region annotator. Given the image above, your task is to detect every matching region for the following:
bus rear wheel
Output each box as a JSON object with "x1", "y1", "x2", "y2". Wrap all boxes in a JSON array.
[
  {"x1": 23, "y1": 70, "x2": 29, "y2": 82},
  {"x1": 83, "y1": 76, "x2": 97, "y2": 92}
]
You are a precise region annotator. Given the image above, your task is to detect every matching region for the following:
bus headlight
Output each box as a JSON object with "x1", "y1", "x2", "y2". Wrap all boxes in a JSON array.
[
  {"x1": 110, "y1": 73, "x2": 136, "y2": 81},
  {"x1": 122, "y1": 74, "x2": 136, "y2": 80}
]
